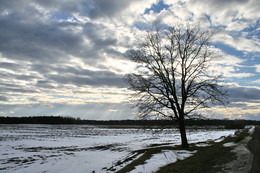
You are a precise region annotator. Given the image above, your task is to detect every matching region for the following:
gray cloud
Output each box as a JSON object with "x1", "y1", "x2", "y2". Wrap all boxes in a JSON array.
[
  {"x1": 82, "y1": 22, "x2": 127, "y2": 61},
  {"x1": 45, "y1": 67, "x2": 125, "y2": 87},
  {"x1": 36, "y1": 80, "x2": 57, "y2": 89},
  {"x1": 79, "y1": 0, "x2": 136, "y2": 19},
  {"x1": 0, "y1": 0, "x2": 128, "y2": 98},
  {"x1": 0, "y1": 96, "x2": 8, "y2": 101},
  {"x1": 227, "y1": 85, "x2": 260, "y2": 102},
  {"x1": 191, "y1": 0, "x2": 248, "y2": 8},
  {"x1": 0, "y1": 0, "x2": 128, "y2": 67},
  {"x1": 0, "y1": 70, "x2": 41, "y2": 94},
  {"x1": 0, "y1": 62, "x2": 23, "y2": 70},
  {"x1": 1, "y1": 87, "x2": 38, "y2": 94},
  {"x1": 31, "y1": 64, "x2": 125, "y2": 87},
  {"x1": 0, "y1": 62, "x2": 125, "y2": 94},
  {"x1": 0, "y1": 13, "x2": 84, "y2": 63},
  {"x1": 0, "y1": 1, "x2": 132, "y2": 54},
  {"x1": 2, "y1": 73, "x2": 39, "y2": 81},
  {"x1": 84, "y1": 22, "x2": 117, "y2": 48}
]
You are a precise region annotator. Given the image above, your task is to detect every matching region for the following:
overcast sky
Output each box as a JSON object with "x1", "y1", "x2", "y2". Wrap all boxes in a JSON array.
[{"x1": 0, "y1": 0, "x2": 259, "y2": 120}]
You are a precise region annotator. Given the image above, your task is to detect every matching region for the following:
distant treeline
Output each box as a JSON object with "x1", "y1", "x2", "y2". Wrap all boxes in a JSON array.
[{"x1": 0, "y1": 116, "x2": 260, "y2": 126}]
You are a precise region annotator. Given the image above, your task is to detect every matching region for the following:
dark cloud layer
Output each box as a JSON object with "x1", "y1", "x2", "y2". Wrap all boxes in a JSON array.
[
  {"x1": 0, "y1": 62, "x2": 22, "y2": 69},
  {"x1": 227, "y1": 86, "x2": 260, "y2": 102},
  {"x1": 36, "y1": 65, "x2": 125, "y2": 87},
  {"x1": 0, "y1": 0, "x2": 127, "y2": 96},
  {"x1": 84, "y1": 22, "x2": 118, "y2": 48},
  {"x1": 0, "y1": 0, "x2": 126, "y2": 65},
  {"x1": 34, "y1": 0, "x2": 135, "y2": 19},
  {"x1": 46, "y1": 71, "x2": 124, "y2": 87},
  {"x1": 0, "y1": 13, "x2": 84, "y2": 63}
]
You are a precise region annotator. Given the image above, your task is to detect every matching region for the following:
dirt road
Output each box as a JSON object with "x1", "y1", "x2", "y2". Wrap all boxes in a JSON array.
[{"x1": 248, "y1": 126, "x2": 260, "y2": 173}]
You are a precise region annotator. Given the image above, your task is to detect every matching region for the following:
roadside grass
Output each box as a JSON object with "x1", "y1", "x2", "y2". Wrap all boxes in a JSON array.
[
  {"x1": 157, "y1": 128, "x2": 250, "y2": 173},
  {"x1": 116, "y1": 145, "x2": 195, "y2": 173},
  {"x1": 116, "y1": 128, "x2": 250, "y2": 173}
]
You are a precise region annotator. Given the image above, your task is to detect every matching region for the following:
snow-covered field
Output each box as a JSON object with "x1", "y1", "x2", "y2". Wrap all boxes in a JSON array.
[{"x1": 0, "y1": 124, "x2": 235, "y2": 173}]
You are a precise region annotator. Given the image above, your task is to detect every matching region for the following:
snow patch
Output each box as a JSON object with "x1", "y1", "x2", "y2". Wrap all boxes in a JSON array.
[
  {"x1": 195, "y1": 142, "x2": 211, "y2": 147},
  {"x1": 106, "y1": 152, "x2": 145, "y2": 172},
  {"x1": 0, "y1": 124, "x2": 236, "y2": 173},
  {"x1": 129, "y1": 150, "x2": 196, "y2": 173},
  {"x1": 248, "y1": 126, "x2": 255, "y2": 135},
  {"x1": 217, "y1": 133, "x2": 253, "y2": 173},
  {"x1": 223, "y1": 142, "x2": 236, "y2": 147}
]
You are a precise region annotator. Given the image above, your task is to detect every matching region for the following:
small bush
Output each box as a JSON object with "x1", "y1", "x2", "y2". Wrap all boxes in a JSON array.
[{"x1": 225, "y1": 121, "x2": 245, "y2": 129}]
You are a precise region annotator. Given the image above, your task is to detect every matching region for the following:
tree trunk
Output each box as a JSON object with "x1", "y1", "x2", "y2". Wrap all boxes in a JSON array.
[{"x1": 178, "y1": 116, "x2": 189, "y2": 148}]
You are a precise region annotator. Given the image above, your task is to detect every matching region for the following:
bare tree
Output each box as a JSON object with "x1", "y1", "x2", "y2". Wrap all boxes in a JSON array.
[{"x1": 125, "y1": 24, "x2": 227, "y2": 148}]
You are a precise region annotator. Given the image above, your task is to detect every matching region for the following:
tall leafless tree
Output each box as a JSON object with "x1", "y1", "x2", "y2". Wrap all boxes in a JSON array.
[{"x1": 125, "y1": 24, "x2": 227, "y2": 148}]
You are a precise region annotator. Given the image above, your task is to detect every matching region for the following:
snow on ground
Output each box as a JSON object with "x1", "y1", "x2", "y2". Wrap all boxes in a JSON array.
[
  {"x1": 248, "y1": 126, "x2": 255, "y2": 135},
  {"x1": 0, "y1": 124, "x2": 236, "y2": 173},
  {"x1": 129, "y1": 150, "x2": 196, "y2": 173},
  {"x1": 219, "y1": 126, "x2": 254, "y2": 173}
]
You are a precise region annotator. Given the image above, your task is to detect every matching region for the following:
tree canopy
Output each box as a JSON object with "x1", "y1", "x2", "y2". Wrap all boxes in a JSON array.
[{"x1": 125, "y1": 24, "x2": 227, "y2": 147}]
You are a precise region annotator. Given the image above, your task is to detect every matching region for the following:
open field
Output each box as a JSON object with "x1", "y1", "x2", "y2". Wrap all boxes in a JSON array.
[{"x1": 0, "y1": 124, "x2": 237, "y2": 173}]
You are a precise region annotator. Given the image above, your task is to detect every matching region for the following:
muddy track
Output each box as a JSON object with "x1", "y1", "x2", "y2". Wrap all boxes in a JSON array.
[{"x1": 248, "y1": 126, "x2": 260, "y2": 173}]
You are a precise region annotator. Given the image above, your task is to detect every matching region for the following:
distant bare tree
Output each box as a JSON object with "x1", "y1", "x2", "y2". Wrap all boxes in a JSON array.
[{"x1": 125, "y1": 24, "x2": 227, "y2": 148}]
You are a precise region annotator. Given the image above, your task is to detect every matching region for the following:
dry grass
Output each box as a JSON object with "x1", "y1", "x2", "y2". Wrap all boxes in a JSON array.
[{"x1": 116, "y1": 128, "x2": 250, "y2": 173}]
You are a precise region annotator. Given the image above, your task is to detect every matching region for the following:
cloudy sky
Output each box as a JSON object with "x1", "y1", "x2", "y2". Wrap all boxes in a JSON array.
[{"x1": 0, "y1": 0, "x2": 259, "y2": 120}]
